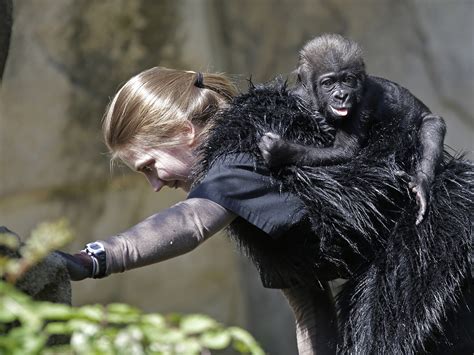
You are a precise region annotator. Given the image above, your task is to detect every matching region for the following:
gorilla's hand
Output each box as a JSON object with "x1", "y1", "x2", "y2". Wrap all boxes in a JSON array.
[
  {"x1": 408, "y1": 172, "x2": 431, "y2": 225},
  {"x1": 258, "y1": 132, "x2": 298, "y2": 168},
  {"x1": 55, "y1": 251, "x2": 93, "y2": 281}
]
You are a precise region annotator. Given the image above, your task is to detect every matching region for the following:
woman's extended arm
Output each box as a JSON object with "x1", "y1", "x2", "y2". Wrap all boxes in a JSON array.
[
  {"x1": 101, "y1": 198, "x2": 236, "y2": 275},
  {"x1": 61, "y1": 198, "x2": 236, "y2": 280}
]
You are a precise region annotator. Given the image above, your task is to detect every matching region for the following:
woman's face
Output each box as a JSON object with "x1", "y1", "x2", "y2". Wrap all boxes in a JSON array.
[{"x1": 119, "y1": 125, "x2": 198, "y2": 192}]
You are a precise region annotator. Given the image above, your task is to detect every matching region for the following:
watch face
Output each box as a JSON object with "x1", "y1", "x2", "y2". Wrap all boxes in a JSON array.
[{"x1": 90, "y1": 244, "x2": 101, "y2": 250}]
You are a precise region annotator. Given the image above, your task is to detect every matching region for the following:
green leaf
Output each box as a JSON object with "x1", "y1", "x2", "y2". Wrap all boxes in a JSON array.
[
  {"x1": 180, "y1": 314, "x2": 217, "y2": 334},
  {"x1": 141, "y1": 313, "x2": 165, "y2": 328},
  {"x1": 0, "y1": 300, "x2": 17, "y2": 322},
  {"x1": 174, "y1": 338, "x2": 202, "y2": 355},
  {"x1": 165, "y1": 312, "x2": 182, "y2": 325},
  {"x1": 148, "y1": 328, "x2": 185, "y2": 344},
  {"x1": 106, "y1": 303, "x2": 140, "y2": 324},
  {"x1": 70, "y1": 331, "x2": 92, "y2": 353},
  {"x1": 68, "y1": 319, "x2": 100, "y2": 335},
  {"x1": 0, "y1": 281, "x2": 30, "y2": 302},
  {"x1": 92, "y1": 334, "x2": 115, "y2": 355},
  {"x1": 4, "y1": 299, "x2": 42, "y2": 331},
  {"x1": 0, "y1": 232, "x2": 20, "y2": 250},
  {"x1": 140, "y1": 324, "x2": 162, "y2": 342},
  {"x1": 44, "y1": 322, "x2": 73, "y2": 335},
  {"x1": 148, "y1": 342, "x2": 173, "y2": 354},
  {"x1": 107, "y1": 303, "x2": 140, "y2": 315},
  {"x1": 200, "y1": 329, "x2": 231, "y2": 350},
  {"x1": 22, "y1": 334, "x2": 48, "y2": 354},
  {"x1": 106, "y1": 312, "x2": 140, "y2": 324},
  {"x1": 36, "y1": 302, "x2": 75, "y2": 320},
  {"x1": 76, "y1": 304, "x2": 105, "y2": 322},
  {"x1": 114, "y1": 327, "x2": 145, "y2": 355},
  {"x1": 229, "y1": 327, "x2": 265, "y2": 355}
]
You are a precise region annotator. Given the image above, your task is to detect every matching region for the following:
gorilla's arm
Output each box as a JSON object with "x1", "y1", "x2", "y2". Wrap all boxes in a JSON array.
[
  {"x1": 259, "y1": 125, "x2": 362, "y2": 168},
  {"x1": 409, "y1": 113, "x2": 446, "y2": 224}
]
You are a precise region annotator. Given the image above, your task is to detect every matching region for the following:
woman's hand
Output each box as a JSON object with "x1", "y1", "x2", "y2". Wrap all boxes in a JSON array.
[{"x1": 55, "y1": 251, "x2": 93, "y2": 281}]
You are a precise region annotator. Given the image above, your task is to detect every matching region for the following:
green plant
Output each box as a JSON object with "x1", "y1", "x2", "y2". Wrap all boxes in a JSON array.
[{"x1": 0, "y1": 221, "x2": 264, "y2": 355}]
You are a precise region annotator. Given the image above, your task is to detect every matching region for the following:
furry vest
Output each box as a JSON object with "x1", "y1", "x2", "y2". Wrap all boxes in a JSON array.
[{"x1": 193, "y1": 81, "x2": 473, "y2": 354}]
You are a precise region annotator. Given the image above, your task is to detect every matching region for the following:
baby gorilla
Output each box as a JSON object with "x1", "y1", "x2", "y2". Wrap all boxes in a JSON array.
[{"x1": 259, "y1": 34, "x2": 446, "y2": 224}]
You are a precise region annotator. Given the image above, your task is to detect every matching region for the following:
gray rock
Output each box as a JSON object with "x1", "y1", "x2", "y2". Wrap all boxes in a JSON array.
[
  {"x1": 15, "y1": 252, "x2": 71, "y2": 305},
  {"x1": 0, "y1": 226, "x2": 71, "y2": 305},
  {"x1": 1, "y1": 226, "x2": 71, "y2": 345}
]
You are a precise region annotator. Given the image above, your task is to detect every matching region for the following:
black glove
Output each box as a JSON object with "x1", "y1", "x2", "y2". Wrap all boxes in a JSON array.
[{"x1": 55, "y1": 251, "x2": 93, "y2": 281}]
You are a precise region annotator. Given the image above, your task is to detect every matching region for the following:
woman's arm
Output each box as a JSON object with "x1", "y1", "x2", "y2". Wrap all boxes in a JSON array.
[
  {"x1": 101, "y1": 198, "x2": 236, "y2": 275},
  {"x1": 62, "y1": 198, "x2": 236, "y2": 280},
  {"x1": 283, "y1": 283, "x2": 338, "y2": 354}
]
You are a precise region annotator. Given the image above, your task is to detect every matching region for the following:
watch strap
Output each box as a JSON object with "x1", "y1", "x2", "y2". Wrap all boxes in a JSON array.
[{"x1": 83, "y1": 242, "x2": 107, "y2": 278}]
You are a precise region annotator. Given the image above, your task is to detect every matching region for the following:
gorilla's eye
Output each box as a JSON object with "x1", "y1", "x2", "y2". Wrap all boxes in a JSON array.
[
  {"x1": 343, "y1": 75, "x2": 357, "y2": 87},
  {"x1": 320, "y1": 78, "x2": 334, "y2": 88}
]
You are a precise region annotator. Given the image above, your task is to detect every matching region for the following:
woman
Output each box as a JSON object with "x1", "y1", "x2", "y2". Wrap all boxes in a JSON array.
[{"x1": 62, "y1": 67, "x2": 338, "y2": 354}]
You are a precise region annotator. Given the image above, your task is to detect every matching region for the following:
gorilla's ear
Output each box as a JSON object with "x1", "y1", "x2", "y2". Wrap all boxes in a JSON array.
[{"x1": 296, "y1": 65, "x2": 309, "y2": 89}]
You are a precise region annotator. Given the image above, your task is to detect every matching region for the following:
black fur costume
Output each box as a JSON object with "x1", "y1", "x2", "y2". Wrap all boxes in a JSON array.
[{"x1": 193, "y1": 81, "x2": 473, "y2": 354}]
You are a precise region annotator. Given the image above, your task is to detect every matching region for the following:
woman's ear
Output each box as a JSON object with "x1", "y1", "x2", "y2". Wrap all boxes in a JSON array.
[{"x1": 181, "y1": 121, "x2": 198, "y2": 146}]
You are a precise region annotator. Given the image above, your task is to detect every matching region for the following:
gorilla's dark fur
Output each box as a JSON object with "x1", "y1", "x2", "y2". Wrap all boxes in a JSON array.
[
  {"x1": 194, "y1": 81, "x2": 473, "y2": 353},
  {"x1": 260, "y1": 34, "x2": 446, "y2": 228}
]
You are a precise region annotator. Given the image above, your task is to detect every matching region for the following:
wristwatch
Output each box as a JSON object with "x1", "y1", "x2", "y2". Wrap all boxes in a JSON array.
[{"x1": 83, "y1": 242, "x2": 107, "y2": 278}]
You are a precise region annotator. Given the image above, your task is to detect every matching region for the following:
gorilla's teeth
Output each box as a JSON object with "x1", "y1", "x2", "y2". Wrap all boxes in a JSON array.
[{"x1": 331, "y1": 106, "x2": 348, "y2": 116}]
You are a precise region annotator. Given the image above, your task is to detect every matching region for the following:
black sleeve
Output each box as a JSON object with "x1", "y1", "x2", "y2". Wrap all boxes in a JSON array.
[{"x1": 188, "y1": 153, "x2": 307, "y2": 239}]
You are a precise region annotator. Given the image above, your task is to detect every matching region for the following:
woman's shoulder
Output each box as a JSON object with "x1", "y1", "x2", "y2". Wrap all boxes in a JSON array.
[
  {"x1": 194, "y1": 80, "x2": 333, "y2": 180},
  {"x1": 188, "y1": 151, "x2": 307, "y2": 239}
]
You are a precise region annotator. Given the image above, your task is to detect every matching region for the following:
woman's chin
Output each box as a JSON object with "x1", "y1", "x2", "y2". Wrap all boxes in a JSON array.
[{"x1": 168, "y1": 180, "x2": 190, "y2": 192}]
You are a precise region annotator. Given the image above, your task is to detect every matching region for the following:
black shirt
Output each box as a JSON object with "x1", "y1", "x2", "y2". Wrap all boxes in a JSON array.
[{"x1": 188, "y1": 153, "x2": 307, "y2": 239}]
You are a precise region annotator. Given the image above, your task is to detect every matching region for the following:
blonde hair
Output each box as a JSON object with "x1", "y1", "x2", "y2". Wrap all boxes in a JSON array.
[{"x1": 102, "y1": 67, "x2": 237, "y2": 160}]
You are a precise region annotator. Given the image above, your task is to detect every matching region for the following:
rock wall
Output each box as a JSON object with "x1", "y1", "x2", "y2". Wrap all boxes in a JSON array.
[
  {"x1": 205, "y1": 0, "x2": 473, "y2": 154},
  {"x1": 1, "y1": 0, "x2": 472, "y2": 353},
  {"x1": 0, "y1": 0, "x2": 12, "y2": 81}
]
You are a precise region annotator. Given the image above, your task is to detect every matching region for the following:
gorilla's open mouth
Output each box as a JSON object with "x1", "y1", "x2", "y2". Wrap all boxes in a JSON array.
[{"x1": 330, "y1": 105, "x2": 350, "y2": 117}]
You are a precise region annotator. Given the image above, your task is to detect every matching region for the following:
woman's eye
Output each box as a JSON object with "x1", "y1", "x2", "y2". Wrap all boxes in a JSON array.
[{"x1": 142, "y1": 165, "x2": 153, "y2": 173}]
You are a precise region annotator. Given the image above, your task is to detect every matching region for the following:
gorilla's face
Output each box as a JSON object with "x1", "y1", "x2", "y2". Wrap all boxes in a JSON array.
[{"x1": 314, "y1": 69, "x2": 365, "y2": 123}]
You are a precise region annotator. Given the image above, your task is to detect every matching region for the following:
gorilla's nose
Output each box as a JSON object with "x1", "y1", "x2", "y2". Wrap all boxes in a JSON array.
[{"x1": 334, "y1": 91, "x2": 348, "y2": 102}]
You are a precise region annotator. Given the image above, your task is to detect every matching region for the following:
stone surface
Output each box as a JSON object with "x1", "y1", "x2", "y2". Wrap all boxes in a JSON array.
[
  {"x1": 0, "y1": 226, "x2": 71, "y2": 304},
  {"x1": 16, "y1": 252, "x2": 71, "y2": 305},
  {"x1": 207, "y1": 0, "x2": 473, "y2": 155},
  {"x1": 1, "y1": 1, "x2": 472, "y2": 354},
  {"x1": 0, "y1": 226, "x2": 71, "y2": 346},
  {"x1": 0, "y1": 0, "x2": 12, "y2": 81}
]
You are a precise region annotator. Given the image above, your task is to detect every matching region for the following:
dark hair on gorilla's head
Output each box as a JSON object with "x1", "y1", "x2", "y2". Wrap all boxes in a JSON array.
[{"x1": 298, "y1": 33, "x2": 366, "y2": 78}]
